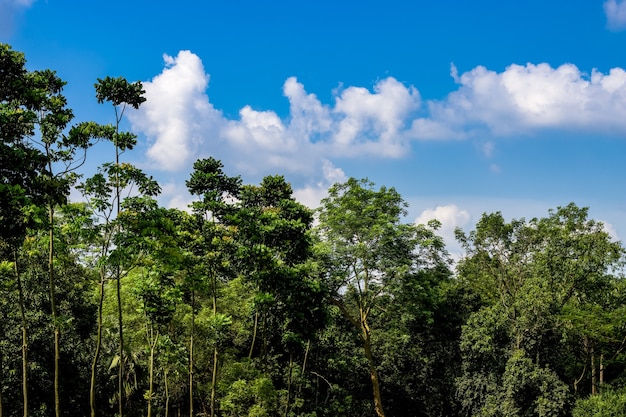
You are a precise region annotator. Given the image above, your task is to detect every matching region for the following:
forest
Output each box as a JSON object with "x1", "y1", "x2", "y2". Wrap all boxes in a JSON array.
[{"x1": 2, "y1": 42, "x2": 626, "y2": 417}]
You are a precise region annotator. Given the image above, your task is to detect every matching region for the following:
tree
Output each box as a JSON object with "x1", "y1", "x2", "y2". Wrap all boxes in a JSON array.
[
  {"x1": 0, "y1": 42, "x2": 56, "y2": 417},
  {"x1": 235, "y1": 175, "x2": 326, "y2": 417},
  {"x1": 93, "y1": 75, "x2": 146, "y2": 417},
  {"x1": 315, "y1": 177, "x2": 448, "y2": 417},
  {"x1": 0, "y1": 202, "x2": 97, "y2": 417},
  {"x1": 78, "y1": 76, "x2": 158, "y2": 417},
  {"x1": 186, "y1": 157, "x2": 241, "y2": 417},
  {"x1": 29, "y1": 66, "x2": 96, "y2": 417},
  {"x1": 454, "y1": 204, "x2": 625, "y2": 416},
  {"x1": 114, "y1": 197, "x2": 185, "y2": 417}
]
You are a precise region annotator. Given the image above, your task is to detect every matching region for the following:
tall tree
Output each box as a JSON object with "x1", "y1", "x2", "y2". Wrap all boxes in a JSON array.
[
  {"x1": 78, "y1": 76, "x2": 157, "y2": 417},
  {"x1": 186, "y1": 157, "x2": 241, "y2": 417},
  {"x1": 235, "y1": 175, "x2": 326, "y2": 416},
  {"x1": 94, "y1": 75, "x2": 146, "y2": 417},
  {"x1": 115, "y1": 197, "x2": 184, "y2": 417},
  {"x1": 0, "y1": 42, "x2": 51, "y2": 417},
  {"x1": 28, "y1": 67, "x2": 96, "y2": 417},
  {"x1": 315, "y1": 177, "x2": 448, "y2": 417}
]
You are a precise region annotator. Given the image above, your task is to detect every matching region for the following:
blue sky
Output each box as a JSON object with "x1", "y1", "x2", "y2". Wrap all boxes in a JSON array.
[{"x1": 3, "y1": 0, "x2": 626, "y2": 256}]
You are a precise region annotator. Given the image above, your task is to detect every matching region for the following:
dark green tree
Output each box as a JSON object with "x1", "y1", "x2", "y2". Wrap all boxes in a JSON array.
[
  {"x1": 454, "y1": 204, "x2": 625, "y2": 417},
  {"x1": 186, "y1": 157, "x2": 241, "y2": 417},
  {"x1": 235, "y1": 175, "x2": 326, "y2": 417}
]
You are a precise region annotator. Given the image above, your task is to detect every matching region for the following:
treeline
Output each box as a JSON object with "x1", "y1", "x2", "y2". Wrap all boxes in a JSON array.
[{"x1": 2, "y1": 43, "x2": 626, "y2": 417}]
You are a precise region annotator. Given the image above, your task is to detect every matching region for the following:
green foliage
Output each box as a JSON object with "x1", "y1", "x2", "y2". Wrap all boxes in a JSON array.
[
  {"x1": 187, "y1": 157, "x2": 242, "y2": 219},
  {"x1": 316, "y1": 177, "x2": 451, "y2": 417},
  {"x1": 221, "y1": 376, "x2": 278, "y2": 417},
  {"x1": 95, "y1": 76, "x2": 146, "y2": 109},
  {"x1": 6, "y1": 43, "x2": 626, "y2": 417},
  {"x1": 573, "y1": 387, "x2": 626, "y2": 417},
  {"x1": 0, "y1": 223, "x2": 96, "y2": 417},
  {"x1": 456, "y1": 204, "x2": 626, "y2": 417}
]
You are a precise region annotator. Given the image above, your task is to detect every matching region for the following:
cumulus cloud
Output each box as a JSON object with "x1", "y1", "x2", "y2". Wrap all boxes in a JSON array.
[
  {"x1": 604, "y1": 0, "x2": 626, "y2": 31},
  {"x1": 415, "y1": 205, "x2": 472, "y2": 260},
  {"x1": 411, "y1": 63, "x2": 626, "y2": 139},
  {"x1": 332, "y1": 78, "x2": 420, "y2": 156},
  {"x1": 416, "y1": 205, "x2": 471, "y2": 237},
  {"x1": 130, "y1": 51, "x2": 422, "y2": 178},
  {"x1": 293, "y1": 160, "x2": 347, "y2": 209},
  {"x1": 128, "y1": 50, "x2": 224, "y2": 171},
  {"x1": 128, "y1": 51, "x2": 626, "y2": 190},
  {"x1": 283, "y1": 77, "x2": 333, "y2": 140}
]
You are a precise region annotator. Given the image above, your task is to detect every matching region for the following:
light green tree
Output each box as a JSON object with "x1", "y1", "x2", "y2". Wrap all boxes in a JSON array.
[
  {"x1": 315, "y1": 177, "x2": 448, "y2": 417},
  {"x1": 78, "y1": 76, "x2": 159, "y2": 417}
]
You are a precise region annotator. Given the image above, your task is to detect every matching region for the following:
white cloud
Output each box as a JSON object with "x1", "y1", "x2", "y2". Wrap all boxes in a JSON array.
[
  {"x1": 601, "y1": 220, "x2": 620, "y2": 241},
  {"x1": 321, "y1": 159, "x2": 348, "y2": 185},
  {"x1": 331, "y1": 77, "x2": 420, "y2": 156},
  {"x1": 411, "y1": 63, "x2": 626, "y2": 139},
  {"x1": 128, "y1": 51, "x2": 626, "y2": 193},
  {"x1": 416, "y1": 204, "x2": 471, "y2": 238},
  {"x1": 604, "y1": 0, "x2": 626, "y2": 31},
  {"x1": 415, "y1": 204, "x2": 472, "y2": 260},
  {"x1": 223, "y1": 76, "x2": 421, "y2": 168},
  {"x1": 159, "y1": 181, "x2": 194, "y2": 212},
  {"x1": 284, "y1": 77, "x2": 333, "y2": 140},
  {"x1": 128, "y1": 50, "x2": 224, "y2": 171},
  {"x1": 130, "y1": 51, "x2": 422, "y2": 179},
  {"x1": 293, "y1": 160, "x2": 347, "y2": 209}
]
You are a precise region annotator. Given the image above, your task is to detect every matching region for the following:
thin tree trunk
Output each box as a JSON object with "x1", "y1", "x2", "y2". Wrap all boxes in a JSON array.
[
  {"x1": 48, "y1": 201, "x2": 61, "y2": 417},
  {"x1": 574, "y1": 362, "x2": 587, "y2": 393},
  {"x1": 90, "y1": 270, "x2": 105, "y2": 417},
  {"x1": 0, "y1": 323, "x2": 4, "y2": 417},
  {"x1": 164, "y1": 368, "x2": 170, "y2": 417},
  {"x1": 147, "y1": 324, "x2": 157, "y2": 417},
  {"x1": 261, "y1": 309, "x2": 268, "y2": 367},
  {"x1": 115, "y1": 133, "x2": 124, "y2": 417},
  {"x1": 210, "y1": 274, "x2": 218, "y2": 417},
  {"x1": 14, "y1": 254, "x2": 28, "y2": 417},
  {"x1": 210, "y1": 346, "x2": 218, "y2": 417},
  {"x1": 330, "y1": 297, "x2": 386, "y2": 417},
  {"x1": 284, "y1": 352, "x2": 294, "y2": 417},
  {"x1": 298, "y1": 340, "x2": 310, "y2": 396},
  {"x1": 591, "y1": 346, "x2": 597, "y2": 395},
  {"x1": 189, "y1": 290, "x2": 195, "y2": 417},
  {"x1": 248, "y1": 312, "x2": 258, "y2": 359},
  {"x1": 116, "y1": 267, "x2": 123, "y2": 417},
  {"x1": 363, "y1": 333, "x2": 385, "y2": 417},
  {"x1": 600, "y1": 354, "x2": 604, "y2": 387}
]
